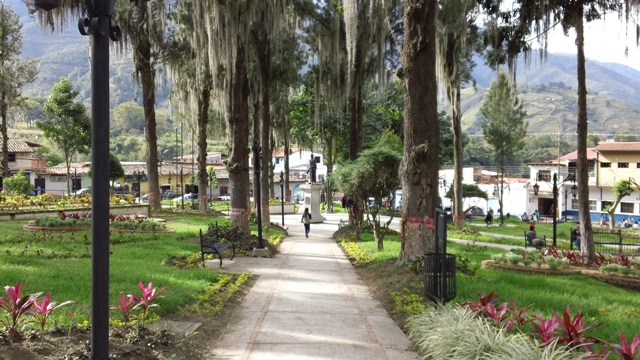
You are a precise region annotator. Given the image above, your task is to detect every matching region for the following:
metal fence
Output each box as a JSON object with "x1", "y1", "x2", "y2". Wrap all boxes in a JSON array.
[{"x1": 581, "y1": 230, "x2": 640, "y2": 255}]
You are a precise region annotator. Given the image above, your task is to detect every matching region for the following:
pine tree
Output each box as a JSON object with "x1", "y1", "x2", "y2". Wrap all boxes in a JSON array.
[{"x1": 480, "y1": 71, "x2": 527, "y2": 225}]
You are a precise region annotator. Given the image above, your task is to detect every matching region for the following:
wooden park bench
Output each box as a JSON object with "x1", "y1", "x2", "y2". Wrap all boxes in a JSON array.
[
  {"x1": 524, "y1": 230, "x2": 547, "y2": 249},
  {"x1": 199, "y1": 223, "x2": 236, "y2": 267}
]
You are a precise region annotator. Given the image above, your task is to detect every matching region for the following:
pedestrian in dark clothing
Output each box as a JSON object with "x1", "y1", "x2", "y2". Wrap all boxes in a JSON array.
[{"x1": 301, "y1": 208, "x2": 312, "y2": 238}]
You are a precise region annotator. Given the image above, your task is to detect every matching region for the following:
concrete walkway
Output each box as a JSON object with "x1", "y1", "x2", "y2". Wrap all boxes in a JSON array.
[{"x1": 208, "y1": 212, "x2": 419, "y2": 360}]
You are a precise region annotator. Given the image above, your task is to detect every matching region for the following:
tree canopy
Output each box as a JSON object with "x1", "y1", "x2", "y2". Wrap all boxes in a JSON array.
[{"x1": 37, "y1": 77, "x2": 91, "y2": 195}]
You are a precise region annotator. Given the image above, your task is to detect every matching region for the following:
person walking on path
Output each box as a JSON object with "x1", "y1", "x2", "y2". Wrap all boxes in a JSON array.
[{"x1": 301, "y1": 207, "x2": 312, "y2": 238}]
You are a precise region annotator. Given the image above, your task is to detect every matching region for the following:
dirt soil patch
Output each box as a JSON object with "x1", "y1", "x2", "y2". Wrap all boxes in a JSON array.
[{"x1": 0, "y1": 276, "x2": 256, "y2": 360}]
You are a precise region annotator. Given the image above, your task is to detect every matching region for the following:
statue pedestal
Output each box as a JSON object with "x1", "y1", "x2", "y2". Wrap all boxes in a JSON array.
[{"x1": 300, "y1": 183, "x2": 326, "y2": 223}]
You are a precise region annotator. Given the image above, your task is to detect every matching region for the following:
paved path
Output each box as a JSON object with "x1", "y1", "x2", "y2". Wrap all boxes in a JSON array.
[{"x1": 208, "y1": 212, "x2": 419, "y2": 360}]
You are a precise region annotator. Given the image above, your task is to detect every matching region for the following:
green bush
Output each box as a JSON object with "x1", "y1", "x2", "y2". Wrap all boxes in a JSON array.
[
  {"x1": 3, "y1": 170, "x2": 32, "y2": 195},
  {"x1": 407, "y1": 305, "x2": 582, "y2": 360}
]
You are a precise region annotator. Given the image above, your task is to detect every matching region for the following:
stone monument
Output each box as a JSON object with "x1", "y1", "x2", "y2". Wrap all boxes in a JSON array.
[{"x1": 301, "y1": 154, "x2": 324, "y2": 223}]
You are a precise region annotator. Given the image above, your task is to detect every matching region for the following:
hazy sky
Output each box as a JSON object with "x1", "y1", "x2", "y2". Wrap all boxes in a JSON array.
[{"x1": 543, "y1": 17, "x2": 640, "y2": 71}]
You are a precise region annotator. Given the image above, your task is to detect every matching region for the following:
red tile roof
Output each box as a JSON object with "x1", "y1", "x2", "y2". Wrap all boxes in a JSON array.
[
  {"x1": 595, "y1": 142, "x2": 640, "y2": 152},
  {"x1": 557, "y1": 148, "x2": 597, "y2": 160},
  {"x1": 0, "y1": 138, "x2": 34, "y2": 153}
]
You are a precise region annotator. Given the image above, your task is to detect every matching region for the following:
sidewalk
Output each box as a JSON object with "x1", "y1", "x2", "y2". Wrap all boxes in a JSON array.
[{"x1": 207, "y1": 213, "x2": 419, "y2": 360}]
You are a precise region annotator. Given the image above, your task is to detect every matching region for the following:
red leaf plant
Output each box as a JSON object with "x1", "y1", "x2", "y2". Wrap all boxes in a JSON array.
[
  {"x1": 111, "y1": 293, "x2": 135, "y2": 323},
  {"x1": 131, "y1": 281, "x2": 167, "y2": 324},
  {"x1": 460, "y1": 291, "x2": 511, "y2": 329},
  {"x1": 508, "y1": 299, "x2": 532, "y2": 328},
  {"x1": 530, "y1": 311, "x2": 559, "y2": 347},
  {"x1": 30, "y1": 293, "x2": 74, "y2": 337},
  {"x1": 0, "y1": 283, "x2": 42, "y2": 340},
  {"x1": 554, "y1": 306, "x2": 602, "y2": 350},
  {"x1": 610, "y1": 333, "x2": 640, "y2": 360},
  {"x1": 545, "y1": 246, "x2": 559, "y2": 258}
]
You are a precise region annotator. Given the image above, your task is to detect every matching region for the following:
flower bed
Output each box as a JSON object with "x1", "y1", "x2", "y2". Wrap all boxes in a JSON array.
[{"x1": 22, "y1": 212, "x2": 168, "y2": 232}]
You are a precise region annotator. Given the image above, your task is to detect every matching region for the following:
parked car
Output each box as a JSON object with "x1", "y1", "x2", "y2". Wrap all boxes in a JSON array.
[
  {"x1": 73, "y1": 187, "x2": 92, "y2": 196},
  {"x1": 464, "y1": 206, "x2": 485, "y2": 217},
  {"x1": 161, "y1": 190, "x2": 180, "y2": 200},
  {"x1": 171, "y1": 193, "x2": 198, "y2": 205},
  {"x1": 217, "y1": 195, "x2": 231, "y2": 201}
]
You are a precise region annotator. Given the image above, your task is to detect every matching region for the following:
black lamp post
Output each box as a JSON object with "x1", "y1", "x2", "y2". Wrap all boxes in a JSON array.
[
  {"x1": 279, "y1": 171, "x2": 285, "y2": 225},
  {"x1": 251, "y1": 139, "x2": 264, "y2": 249},
  {"x1": 253, "y1": 139, "x2": 264, "y2": 249},
  {"x1": 533, "y1": 173, "x2": 577, "y2": 247},
  {"x1": 208, "y1": 171, "x2": 214, "y2": 205},
  {"x1": 326, "y1": 173, "x2": 331, "y2": 213},
  {"x1": 133, "y1": 170, "x2": 145, "y2": 202},
  {"x1": 180, "y1": 168, "x2": 184, "y2": 210},
  {"x1": 33, "y1": 0, "x2": 146, "y2": 357}
]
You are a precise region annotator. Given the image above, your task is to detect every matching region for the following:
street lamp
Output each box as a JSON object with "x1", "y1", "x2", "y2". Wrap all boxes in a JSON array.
[
  {"x1": 533, "y1": 173, "x2": 577, "y2": 247},
  {"x1": 133, "y1": 170, "x2": 145, "y2": 202},
  {"x1": 625, "y1": 177, "x2": 640, "y2": 196},
  {"x1": 279, "y1": 171, "x2": 285, "y2": 225},
  {"x1": 33, "y1": 0, "x2": 147, "y2": 357}
]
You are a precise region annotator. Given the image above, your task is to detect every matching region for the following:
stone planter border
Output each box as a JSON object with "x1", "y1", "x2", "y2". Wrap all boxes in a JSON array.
[{"x1": 0, "y1": 205, "x2": 149, "y2": 221}]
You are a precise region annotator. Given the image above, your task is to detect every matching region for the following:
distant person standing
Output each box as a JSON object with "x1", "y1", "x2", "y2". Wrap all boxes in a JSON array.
[
  {"x1": 534, "y1": 209, "x2": 540, "y2": 223},
  {"x1": 301, "y1": 207, "x2": 312, "y2": 238}
]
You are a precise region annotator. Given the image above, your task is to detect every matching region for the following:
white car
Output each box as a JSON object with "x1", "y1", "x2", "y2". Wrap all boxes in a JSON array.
[
  {"x1": 171, "y1": 193, "x2": 198, "y2": 205},
  {"x1": 73, "y1": 187, "x2": 92, "y2": 196}
]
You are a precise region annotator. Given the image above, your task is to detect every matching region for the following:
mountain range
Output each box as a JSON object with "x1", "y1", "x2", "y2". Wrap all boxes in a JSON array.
[{"x1": 6, "y1": 0, "x2": 640, "y2": 140}]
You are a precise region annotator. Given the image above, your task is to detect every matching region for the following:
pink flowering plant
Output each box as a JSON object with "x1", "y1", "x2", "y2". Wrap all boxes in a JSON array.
[
  {"x1": 111, "y1": 293, "x2": 135, "y2": 323},
  {"x1": 30, "y1": 293, "x2": 74, "y2": 338},
  {"x1": 111, "y1": 282, "x2": 167, "y2": 325},
  {"x1": 0, "y1": 283, "x2": 41, "y2": 340},
  {"x1": 132, "y1": 281, "x2": 167, "y2": 324}
]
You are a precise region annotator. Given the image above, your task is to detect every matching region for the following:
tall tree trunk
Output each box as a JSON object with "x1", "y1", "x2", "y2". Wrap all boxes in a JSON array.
[
  {"x1": 135, "y1": 5, "x2": 160, "y2": 211},
  {"x1": 575, "y1": 11, "x2": 594, "y2": 263},
  {"x1": 0, "y1": 91, "x2": 8, "y2": 178},
  {"x1": 398, "y1": 0, "x2": 439, "y2": 263},
  {"x1": 255, "y1": 17, "x2": 272, "y2": 228},
  {"x1": 451, "y1": 85, "x2": 464, "y2": 229},
  {"x1": 348, "y1": 48, "x2": 364, "y2": 161},
  {"x1": 197, "y1": 74, "x2": 212, "y2": 212},
  {"x1": 228, "y1": 45, "x2": 250, "y2": 234}
]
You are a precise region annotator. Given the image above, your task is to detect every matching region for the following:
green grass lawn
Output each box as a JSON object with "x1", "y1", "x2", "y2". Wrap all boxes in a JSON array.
[
  {"x1": 346, "y1": 232, "x2": 640, "y2": 344},
  {"x1": 0, "y1": 214, "x2": 280, "y2": 328}
]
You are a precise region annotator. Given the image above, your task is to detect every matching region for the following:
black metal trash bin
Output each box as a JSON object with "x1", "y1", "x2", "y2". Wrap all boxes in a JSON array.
[{"x1": 423, "y1": 252, "x2": 457, "y2": 303}]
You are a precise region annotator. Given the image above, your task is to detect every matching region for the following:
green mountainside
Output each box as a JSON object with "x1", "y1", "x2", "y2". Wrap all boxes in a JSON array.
[
  {"x1": 6, "y1": 0, "x2": 640, "y2": 142},
  {"x1": 461, "y1": 84, "x2": 640, "y2": 141}
]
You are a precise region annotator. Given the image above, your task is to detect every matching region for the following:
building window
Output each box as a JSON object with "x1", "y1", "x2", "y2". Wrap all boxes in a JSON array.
[
  {"x1": 601, "y1": 201, "x2": 612, "y2": 211},
  {"x1": 589, "y1": 200, "x2": 597, "y2": 210},
  {"x1": 621, "y1": 202, "x2": 635, "y2": 213},
  {"x1": 637, "y1": 163, "x2": 640, "y2": 168},
  {"x1": 601, "y1": 162, "x2": 611, "y2": 168},
  {"x1": 618, "y1": 162, "x2": 629, "y2": 168},
  {"x1": 537, "y1": 170, "x2": 551, "y2": 182},
  {"x1": 7, "y1": 154, "x2": 15, "y2": 162},
  {"x1": 571, "y1": 199, "x2": 579, "y2": 209}
]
